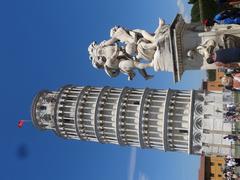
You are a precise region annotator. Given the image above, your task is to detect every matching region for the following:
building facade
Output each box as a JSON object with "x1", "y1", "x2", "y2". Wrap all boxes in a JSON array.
[
  {"x1": 198, "y1": 154, "x2": 225, "y2": 180},
  {"x1": 31, "y1": 85, "x2": 234, "y2": 156},
  {"x1": 170, "y1": 14, "x2": 240, "y2": 82}
]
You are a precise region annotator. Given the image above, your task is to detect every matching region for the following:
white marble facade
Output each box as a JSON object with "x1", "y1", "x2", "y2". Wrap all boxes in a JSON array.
[
  {"x1": 31, "y1": 85, "x2": 234, "y2": 156},
  {"x1": 192, "y1": 91, "x2": 234, "y2": 156}
]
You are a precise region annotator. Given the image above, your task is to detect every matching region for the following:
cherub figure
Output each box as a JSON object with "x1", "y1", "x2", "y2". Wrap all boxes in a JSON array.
[
  {"x1": 105, "y1": 18, "x2": 169, "y2": 71},
  {"x1": 88, "y1": 18, "x2": 170, "y2": 79},
  {"x1": 88, "y1": 41, "x2": 153, "y2": 80}
]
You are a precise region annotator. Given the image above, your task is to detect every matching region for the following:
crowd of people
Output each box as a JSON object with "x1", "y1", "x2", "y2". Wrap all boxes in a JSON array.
[
  {"x1": 221, "y1": 102, "x2": 240, "y2": 179},
  {"x1": 224, "y1": 103, "x2": 240, "y2": 122},
  {"x1": 223, "y1": 155, "x2": 240, "y2": 179},
  {"x1": 221, "y1": 68, "x2": 240, "y2": 91},
  {"x1": 201, "y1": 1, "x2": 240, "y2": 179},
  {"x1": 202, "y1": 2, "x2": 240, "y2": 87},
  {"x1": 204, "y1": 0, "x2": 240, "y2": 27}
]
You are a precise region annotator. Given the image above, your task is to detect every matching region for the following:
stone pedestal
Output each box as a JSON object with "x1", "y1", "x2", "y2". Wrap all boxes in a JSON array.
[
  {"x1": 169, "y1": 14, "x2": 240, "y2": 82},
  {"x1": 199, "y1": 24, "x2": 240, "y2": 70},
  {"x1": 168, "y1": 14, "x2": 204, "y2": 82}
]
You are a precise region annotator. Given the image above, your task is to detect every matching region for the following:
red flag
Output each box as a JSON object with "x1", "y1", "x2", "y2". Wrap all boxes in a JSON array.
[{"x1": 18, "y1": 120, "x2": 25, "y2": 128}]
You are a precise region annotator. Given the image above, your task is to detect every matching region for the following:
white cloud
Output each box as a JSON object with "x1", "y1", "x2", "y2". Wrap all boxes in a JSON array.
[
  {"x1": 176, "y1": 0, "x2": 191, "y2": 23},
  {"x1": 128, "y1": 147, "x2": 137, "y2": 180},
  {"x1": 138, "y1": 172, "x2": 149, "y2": 180}
]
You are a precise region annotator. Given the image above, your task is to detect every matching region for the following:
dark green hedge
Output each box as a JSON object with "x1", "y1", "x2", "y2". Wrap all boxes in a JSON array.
[{"x1": 189, "y1": 0, "x2": 218, "y2": 22}]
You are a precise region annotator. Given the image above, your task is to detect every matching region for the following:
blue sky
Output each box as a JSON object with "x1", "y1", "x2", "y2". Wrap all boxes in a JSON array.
[{"x1": 0, "y1": 0, "x2": 205, "y2": 180}]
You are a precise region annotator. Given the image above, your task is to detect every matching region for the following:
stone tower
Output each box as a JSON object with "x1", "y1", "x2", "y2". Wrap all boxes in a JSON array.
[{"x1": 31, "y1": 85, "x2": 234, "y2": 156}]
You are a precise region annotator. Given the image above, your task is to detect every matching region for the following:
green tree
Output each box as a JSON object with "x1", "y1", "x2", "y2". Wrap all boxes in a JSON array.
[
  {"x1": 190, "y1": 0, "x2": 218, "y2": 22},
  {"x1": 201, "y1": 0, "x2": 218, "y2": 20},
  {"x1": 188, "y1": 0, "x2": 198, "y2": 4},
  {"x1": 191, "y1": 2, "x2": 200, "y2": 22}
]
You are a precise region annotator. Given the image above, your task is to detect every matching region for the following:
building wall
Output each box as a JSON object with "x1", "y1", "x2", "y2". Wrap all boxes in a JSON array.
[
  {"x1": 205, "y1": 156, "x2": 225, "y2": 180},
  {"x1": 198, "y1": 155, "x2": 225, "y2": 180},
  {"x1": 201, "y1": 91, "x2": 233, "y2": 156}
]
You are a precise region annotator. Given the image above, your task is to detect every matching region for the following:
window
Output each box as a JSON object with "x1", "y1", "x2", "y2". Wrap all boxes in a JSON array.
[
  {"x1": 179, "y1": 129, "x2": 188, "y2": 134},
  {"x1": 133, "y1": 101, "x2": 140, "y2": 105},
  {"x1": 39, "y1": 105, "x2": 46, "y2": 110},
  {"x1": 207, "y1": 70, "x2": 216, "y2": 81},
  {"x1": 203, "y1": 129, "x2": 210, "y2": 134}
]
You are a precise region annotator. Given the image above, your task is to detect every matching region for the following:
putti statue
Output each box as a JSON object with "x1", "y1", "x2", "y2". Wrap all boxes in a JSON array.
[
  {"x1": 88, "y1": 14, "x2": 240, "y2": 82},
  {"x1": 88, "y1": 18, "x2": 170, "y2": 80}
]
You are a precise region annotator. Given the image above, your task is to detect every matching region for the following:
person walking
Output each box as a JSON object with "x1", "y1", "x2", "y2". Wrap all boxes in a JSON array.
[
  {"x1": 223, "y1": 134, "x2": 240, "y2": 142},
  {"x1": 221, "y1": 73, "x2": 240, "y2": 91},
  {"x1": 206, "y1": 48, "x2": 240, "y2": 66}
]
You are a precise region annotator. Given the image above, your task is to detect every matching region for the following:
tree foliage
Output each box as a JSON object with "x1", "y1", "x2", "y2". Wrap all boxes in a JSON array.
[
  {"x1": 201, "y1": 0, "x2": 218, "y2": 20},
  {"x1": 190, "y1": 0, "x2": 218, "y2": 22},
  {"x1": 191, "y1": 2, "x2": 200, "y2": 22},
  {"x1": 188, "y1": 0, "x2": 198, "y2": 4}
]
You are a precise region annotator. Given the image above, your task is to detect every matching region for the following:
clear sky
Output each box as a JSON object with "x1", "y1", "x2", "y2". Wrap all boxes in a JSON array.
[{"x1": 0, "y1": 0, "x2": 205, "y2": 180}]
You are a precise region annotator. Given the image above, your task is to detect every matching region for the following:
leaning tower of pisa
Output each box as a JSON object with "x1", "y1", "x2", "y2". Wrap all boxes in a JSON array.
[{"x1": 31, "y1": 85, "x2": 234, "y2": 156}]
